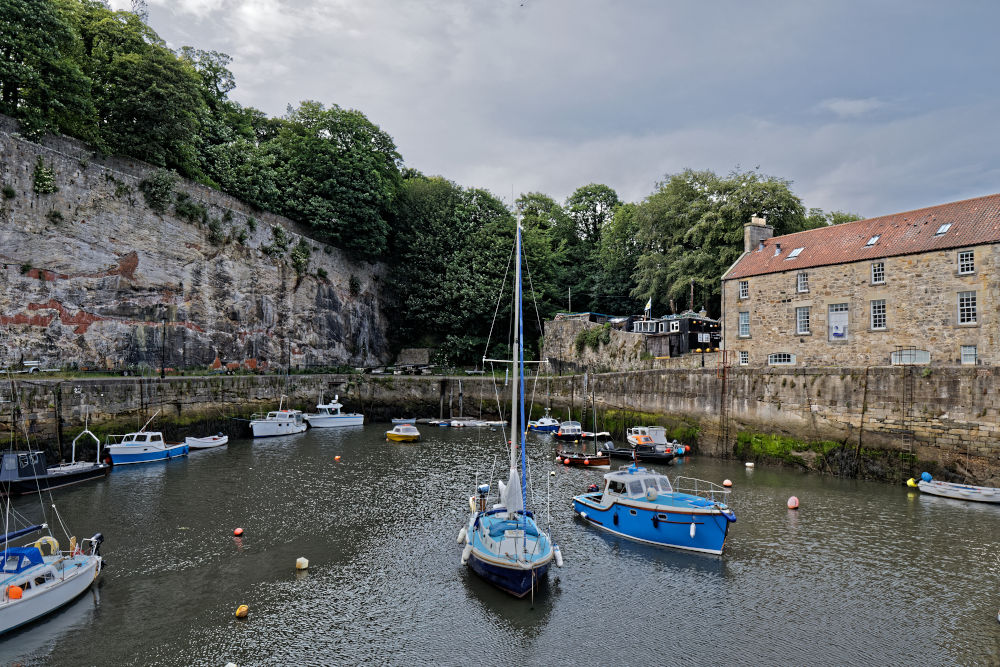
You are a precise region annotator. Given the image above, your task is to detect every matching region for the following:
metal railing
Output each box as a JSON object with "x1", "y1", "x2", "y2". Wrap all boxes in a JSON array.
[{"x1": 672, "y1": 476, "x2": 731, "y2": 504}]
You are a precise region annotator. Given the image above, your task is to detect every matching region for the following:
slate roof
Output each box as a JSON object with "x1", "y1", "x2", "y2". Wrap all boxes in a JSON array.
[{"x1": 723, "y1": 193, "x2": 1000, "y2": 281}]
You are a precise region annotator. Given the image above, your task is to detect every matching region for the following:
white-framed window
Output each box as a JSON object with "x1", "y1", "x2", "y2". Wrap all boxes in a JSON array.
[
  {"x1": 935, "y1": 223, "x2": 952, "y2": 235},
  {"x1": 669, "y1": 320, "x2": 680, "y2": 333},
  {"x1": 865, "y1": 235, "x2": 880, "y2": 247},
  {"x1": 958, "y1": 250, "x2": 974, "y2": 275},
  {"x1": 795, "y1": 306, "x2": 810, "y2": 334},
  {"x1": 738, "y1": 311, "x2": 750, "y2": 337},
  {"x1": 871, "y1": 261, "x2": 885, "y2": 284},
  {"x1": 739, "y1": 280, "x2": 749, "y2": 299},
  {"x1": 870, "y1": 299, "x2": 886, "y2": 330},
  {"x1": 787, "y1": 247, "x2": 804, "y2": 259},
  {"x1": 828, "y1": 303, "x2": 849, "y2": 340},
  {"x1": 958, "y1": 291, "x2": 977, "y2": 324},
  {"x1": 796, "y1": 272, "x2": 809, "y2": 293},
  {"x1": 961, "y1": 345, "x2": 978, "y2": 365},
  {"x1": 767, "y1": 353, "x2": 795, "y2": 365},
  {"x1": 891, "y1": 349, "x2": 931, "y2": 365},
  {"x1": 739, "y1": 350, "x2": 749, "y2": 365}
]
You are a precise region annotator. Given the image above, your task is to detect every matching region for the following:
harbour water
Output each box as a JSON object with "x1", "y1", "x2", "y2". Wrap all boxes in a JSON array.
[{"x1": 2, "y1": 424, "x2": 999, "y2": 666}]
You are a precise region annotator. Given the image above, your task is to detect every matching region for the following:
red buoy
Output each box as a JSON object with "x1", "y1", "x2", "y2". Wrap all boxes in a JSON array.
[{"x1": 233, "y1": 527, "x2": 244, "y2": 537}]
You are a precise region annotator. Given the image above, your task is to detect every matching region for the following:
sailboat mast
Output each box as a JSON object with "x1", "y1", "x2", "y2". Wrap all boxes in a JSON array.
[{"x1": 511, "y1": 221, "x2": 522, "y2": 473}]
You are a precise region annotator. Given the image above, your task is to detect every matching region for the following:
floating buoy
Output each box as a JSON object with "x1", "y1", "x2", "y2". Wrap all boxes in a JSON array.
[
  {"x1": 334, "y1": 455, "x2": 341, "y2": 462},
  {"x1": 563, "y1": 458, "x2": 570, "y2": 465},
  {"x1": 583, "y1": 458, "x2": 590, "y2": 465},
  {"x1": 689, "y1": 522, "x2": 696, "y2": 538},
  {"x1": 235, "y1": 604, "x2": 249, "y2": 618},
  {"x1": 553, "y1": 544, "x2": 563, "y2": 567},
  {"x1": 460, "y1": 542, "x2": 473, "y2": 565},
  {"x1": 920, "y1": 471, "x2": 932, "y2": 482},
  {"x1": 295, "y1": 557, "x2": 309, "y2": 570},
  {"x1": 723, "y1": 479, "x2": 732, "y2": 488},
  {"x1": 745, "y1": 462, "x2": 755, "y2": 468},
  {"x1": 549, "y1": 471, "x2": 556, "y2": 476},
  {"x1": 233, "y1": 528, "x2": 244, "y2": 537},
  {"x1": 457, "y1": 527, "x2": 467, "y2": 544},
  {"x1": 225, "y1": 663, "x2": 237, "y2": 667},
  {"x1": 554, "y1": 455, "x2": 561, "y2": 461},
  {"x1": 906, "y1": 478, "x2": 918, "y2": 488},
  {"x1": 6, "y1": 585, "x2": 22, "y2": 600},
  {"x1": 787, "y1": 496, "x2": 799, "y2": 510}
]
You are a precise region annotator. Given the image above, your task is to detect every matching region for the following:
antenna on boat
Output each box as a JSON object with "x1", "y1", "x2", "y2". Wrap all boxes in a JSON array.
[{"x1": 138, "y1": 409, "x2": 160, "y2": 433}]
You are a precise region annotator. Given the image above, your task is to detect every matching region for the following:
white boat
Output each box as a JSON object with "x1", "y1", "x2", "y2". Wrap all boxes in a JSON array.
[
  {"x1": 184, "y1": 433, "x2": 229, "y2": 449},
  {"x1": 302, "y1": 395, "x2": 364, "y2": 428},
  {"x1": 391, "y1": 417, "x2": 416, "y2": 425},
  {"x1": 627, "y1": 426, "x2": 668, "y2": 446},
  {"x1": 0, "y1": 530, "x2": 104, "y2": 635},
  {"x1": 527, "y1": 408, "x2": 559, "y2": 433},
  {"x1": 913, "y1": 474, "x2": 1000, "y2": 504},
  {"x1": 249, "y1": 409, "x2": 306, "y2": 438}
]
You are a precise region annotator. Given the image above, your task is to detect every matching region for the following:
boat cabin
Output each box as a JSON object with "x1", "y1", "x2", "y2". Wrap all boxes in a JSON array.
[
  {"x1": 2, "y1": 546, "x2": 44, "y2": 575},
  {"x1": 558, "y1": 421, "x2": 582, "y2": 434},
  {"x1": 603, "y1": 467, "x2": 674, "y2": 500},
  {"x1": 264, "y1": 410, "x2": 305, "y2": 424},
  {"x1": 0, "y1": 452, "x2": 48, "y2": 481}
]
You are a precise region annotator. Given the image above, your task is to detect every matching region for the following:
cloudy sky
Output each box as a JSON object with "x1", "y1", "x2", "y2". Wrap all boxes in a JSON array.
[{"x1": 111, "y1": 0, "x2": 1000, "y2": 218}]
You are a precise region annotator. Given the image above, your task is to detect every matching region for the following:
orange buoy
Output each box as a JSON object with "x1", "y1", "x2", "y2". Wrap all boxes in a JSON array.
[
  {"x1": 722, "y1": 479, "x2": 732, "y2": 488},
  {"x1": 233, "y1": 528, "x2": 244, "y2": 537},
  {"x1": 787, "y1": 496, "x2": 800, "y2": 509},
  {"x1": 7, "y1": 585, "x2": 22, "y2": 600},
  {"x1": 334, "y1": 455, "x2": 341, "y2": 461},
  {"x1": 584, "y1": 459, "x2": 590, "y2": 465},
  {"x1": 563, "y1": 458, "x2": 570, "y2": 465}
]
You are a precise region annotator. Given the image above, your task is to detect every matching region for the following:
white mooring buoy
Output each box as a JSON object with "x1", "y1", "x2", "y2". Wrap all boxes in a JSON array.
[{"x1": 295, "y1": 557, "x2": 309, "y2": 570}]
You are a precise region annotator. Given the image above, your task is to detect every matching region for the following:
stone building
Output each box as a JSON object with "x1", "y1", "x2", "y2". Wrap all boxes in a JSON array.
[{"x1": 721, "y1": 193, "x2": 1000, "y2": 367}]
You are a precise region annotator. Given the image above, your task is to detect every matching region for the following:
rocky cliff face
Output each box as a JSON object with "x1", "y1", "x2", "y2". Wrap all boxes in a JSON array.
[{"x1": 0, "y1": 117, "x2": 388, "y2": 370}]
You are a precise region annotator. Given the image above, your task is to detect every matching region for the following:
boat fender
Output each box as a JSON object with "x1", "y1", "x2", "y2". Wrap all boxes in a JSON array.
[
  {"x1": 33, "y1": 535, "x2": 59, "y2": 556},
  {"x1": 461, "y1": 543, "x2": 473, "y2": 565},
  {"x1": 554, "y1": 545, "x2": 563, "y2": 568},
  {"x1": 652, "y1": 515, "x2": 659, "y2": 529},
  {"x1": 457, "y1": 527, "x2": 467, "y2": 544},
  {"x1": 645, "y1": 487, "x2": 658, "y2": 501},
  {"x1": 469, "y1": 496, "x2": 476, "y2": 513},
  {"x1": 6, "y1": 586, "x2": 22, "y2": 600},
  {"x1": 613, "y1": 513, "x2": 618, "y2": 526},
  {"x1": 689, "y1": 522, "x2": 696, "y2": 539},
  {"x1": 580, "y1": 511, "x2": 588, "y2": 520},
  {"x1": 920, "y1": 471, "x2": 932, "y2": 482}
]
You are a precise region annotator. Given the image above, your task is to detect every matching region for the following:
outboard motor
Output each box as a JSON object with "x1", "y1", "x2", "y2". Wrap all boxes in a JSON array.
[
  {"x1": 476, "y1": 484, "x2": 489, "y2": 512},
  {"x1": 89, "y1": 532, "x2": 104, "y2": 556}
]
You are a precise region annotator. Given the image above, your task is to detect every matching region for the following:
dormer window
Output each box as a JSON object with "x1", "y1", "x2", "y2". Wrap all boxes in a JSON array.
[
  {"x1": 787, "y1": 247, "x2": 804, "y2": 259},
  {"x1": 865, "y1": 235, "x2": 880, "y2": 247},
  {"x1": 935, "y1": 223, "x2": 952, "y2": 236}
]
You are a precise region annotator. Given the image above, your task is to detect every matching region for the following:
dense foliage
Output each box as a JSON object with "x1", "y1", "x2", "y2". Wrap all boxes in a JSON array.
[{"x1": 0, "y1": 0, "x2": 862, "y2": 363}]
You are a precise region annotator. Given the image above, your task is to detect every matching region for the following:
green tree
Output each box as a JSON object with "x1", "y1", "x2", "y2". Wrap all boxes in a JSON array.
[
  {"x1": 0, "y1": 0, "x2": 95, "y2": 139},
  {"x1": 565, "y1": 183, "x2": 620, "y2": 244},
  {"x1": 593, "y1": 202, "x2": 641, "y2": 314},
  {"x1": 632, "y1": 168, "x2": 811, "y2": 316},
  {"x1": 805, "y1": 207, "x2": 864, "y2": 228},
  {"x1": 271, "y1": 100, "x2": 401, "y2": 260}
]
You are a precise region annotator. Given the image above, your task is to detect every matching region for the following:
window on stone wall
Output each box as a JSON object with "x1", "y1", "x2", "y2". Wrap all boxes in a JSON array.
[
  {"x1": 669, "y1": 320, "x2": 680, "y2": 333},
  {"x1": 870, "y1": 299, "x2": 886, "y2": 330},
  {"x1": 795, "y1": 306, "x2": 810, "y2": 334},
  {"x1": 739, "y1": 280, "x2": 748, "y2": 299},
  {"x1": 871, "y1": 261, "x2": 885, "y2": 284},
  {"x1": 961, "y1": 345, "x2": 977, "y2": 365},
  {"x1": 739, "y1": 350, "x2": 749, "y2": 365},
  {"x1": 958, "y1": 291, "x2": 977, "y2": 324},
  {"x1": 958, "y1": 250, "x2": 974, "y2": 275},
  {"x1": 767, "y1": 352, "x2": 795, "y2": 365},
  {"x1": 738, "y1": 311, "x2": 750, "y2": 337},
  {"x1": 796, "y1": 272, "x2": 809, "y2": 293}
]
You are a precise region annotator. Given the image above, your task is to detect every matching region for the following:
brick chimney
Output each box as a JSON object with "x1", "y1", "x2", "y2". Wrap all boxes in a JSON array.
[{"x1": 744, "y1": 215, "x2": 773, "y2": 252}]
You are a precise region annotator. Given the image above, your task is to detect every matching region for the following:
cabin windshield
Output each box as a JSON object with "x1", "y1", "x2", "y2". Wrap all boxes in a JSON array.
[
  {"x1": 657, "y1": 476, "x2": 673, "y2": 492},
  {"x1": 149, "y1": 433, "x2": 162, "y2": 443},
  {"x1": 606, "y1": 480, "x2": 627, "y2": 495},
  {"x1": 626, "y1": 480, "x2": 644, "y2": 496}
]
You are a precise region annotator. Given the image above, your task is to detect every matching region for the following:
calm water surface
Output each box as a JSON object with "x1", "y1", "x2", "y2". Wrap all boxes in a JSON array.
[{"x1": 2, "y1": 425, "x2": 999, "y2": 666}]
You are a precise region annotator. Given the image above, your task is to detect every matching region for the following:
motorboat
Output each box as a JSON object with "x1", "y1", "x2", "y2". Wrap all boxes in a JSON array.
[
  {"x1": 527, "y1": 408, "x2": 559, "y2": 433},
  {"x1": 386, "y1": 424, "x2": 420, "y2": 442},
  {"x1": 554, "y1": 421, "x2": 582, "y2": 442},
  {"x1": 573, "y1": 465, "x2": 736, "y2": 554},
  {"x1": 249, "y1": 409, "x2": 307, "y2": 438},
  {"x1": 600, "y1": 437, "x2": 678, "y2": 464},
  {"x1": 627, "y1": 426, "x2": 669, "y2": 447},
  {"x1": 302, "y1": 395, "x2": 364, "y2": 428},
  {"x1": 458, "y1": 218, "x2": 557, "y2": 598},
  {"x1": 105, "y1": 431, "x2": 188, "y2": 465},
  {"x1": 909, "y1": 472, "x2": 1000, "y2": 504},
  {"x1": 556, "y1": 448, "x2": 610, "y2": 468},
  {"x1": 184, "y1": 433, "x2": 229, "y2": 449},
  {"x1": 0, "y1": 423, "x2": 108, "y2": 495}
]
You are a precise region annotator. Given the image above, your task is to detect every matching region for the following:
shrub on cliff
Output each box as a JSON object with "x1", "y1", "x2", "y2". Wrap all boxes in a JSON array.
[
  {"x1": 139, "y1": 168, "x2": 177, "y2": 214},
  {"x1": 32, "y1": 157, "x2": 58, "y2": 194}
]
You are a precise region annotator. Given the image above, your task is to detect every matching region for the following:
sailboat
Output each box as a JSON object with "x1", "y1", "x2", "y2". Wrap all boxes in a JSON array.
[
  {"x1": 0, "y1": 378, "x2": 104, "y2": 634},
  {"x1": 457, "y1": 218, "x2": 560, "y2": 598}
]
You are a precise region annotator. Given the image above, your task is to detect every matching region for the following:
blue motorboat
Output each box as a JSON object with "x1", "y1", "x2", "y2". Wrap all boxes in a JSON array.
[
  {"x1": 105, "y1": 431, "x2": 188, "y2": 465},
  {"x1": 572, "y1": 465, "x2": 736, "y2": 554},
  {"x1": 527, "y1": 408, "x2": 559, "y2": 433},
  {"x1": 458, "y1": 219, "x2": 558, "y2": 598}
]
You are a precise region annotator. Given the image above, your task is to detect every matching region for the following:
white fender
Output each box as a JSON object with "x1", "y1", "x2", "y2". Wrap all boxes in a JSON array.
[
  {"x1": 461, "y1": 543, "x2": 473, "y2": 565},
  {"x1": 469, "y1": 496, "x2": 476, "y2": 513},
  {"x1": 457, "y1": 527, "x2": 467, "y2": 544},
  {"x1": 553, "y1": 545, "x2": 563, "y2": 568},
  {"x1": 690, "y1": 522, "x2": 696, "y2": 539}
]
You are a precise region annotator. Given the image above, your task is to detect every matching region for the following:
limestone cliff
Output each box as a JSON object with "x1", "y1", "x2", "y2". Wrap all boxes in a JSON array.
[{"x1": 0, "y1": 117, "x2": 388, "y2": 370}]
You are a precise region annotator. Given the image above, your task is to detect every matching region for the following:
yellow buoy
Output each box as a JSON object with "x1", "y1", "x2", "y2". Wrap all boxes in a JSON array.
[
  {"x1": 296, "y1": 557, "x2": 309, "y2": 570},
  {"x1": 906, "y1": 478, "x2": 918, "y2": 488},
  {"x1": 235, "y1": 604, "x2": 249, "y2": 618}
]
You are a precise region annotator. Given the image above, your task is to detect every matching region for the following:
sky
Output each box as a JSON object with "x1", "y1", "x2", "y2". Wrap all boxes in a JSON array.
[{"x1": 110, "y1": 0, "x2": 1000, "y2": 219}]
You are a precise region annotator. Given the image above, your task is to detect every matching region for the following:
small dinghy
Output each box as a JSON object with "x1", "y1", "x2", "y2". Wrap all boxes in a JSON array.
[
  {"x1": 391, "y1": 417, "x2": 416, "y2": 425},
  {"x1": 909, "y1": 472, "x2": 1000, "y2": 504},
  {"x1": 184, "y1": 433, "x2": 229, "y2": 449}
]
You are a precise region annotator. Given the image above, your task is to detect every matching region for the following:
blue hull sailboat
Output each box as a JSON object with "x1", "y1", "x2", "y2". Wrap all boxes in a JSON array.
[
  {"x1": 458, "y1": 219, "x2": 557, "y2": 598},
  {"x1": 573, "y1": 466, "x2": 736, "y2": 554}
]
